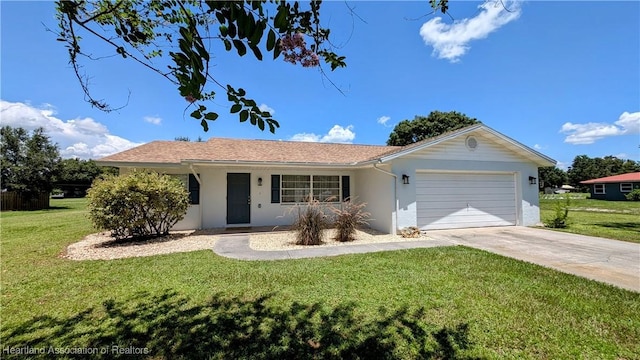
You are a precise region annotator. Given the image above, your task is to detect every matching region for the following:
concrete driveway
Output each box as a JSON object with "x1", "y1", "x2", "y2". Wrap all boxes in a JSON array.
[{"x1": 426, "y1": 226, "x2": 640, "y2": 292}]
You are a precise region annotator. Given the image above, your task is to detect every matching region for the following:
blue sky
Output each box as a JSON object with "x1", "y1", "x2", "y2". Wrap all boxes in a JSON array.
[{"x1": 1, "y1": 1, "x2": 639, "y2": 169}]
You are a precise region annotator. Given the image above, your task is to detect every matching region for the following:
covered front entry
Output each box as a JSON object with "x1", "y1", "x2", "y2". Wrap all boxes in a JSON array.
[
  {"x1": 416, "y1": 172, "x2": 517, "y2": 230},
  {"x1": 227, "y1": 173, "x2": 251, "y2": 224}
]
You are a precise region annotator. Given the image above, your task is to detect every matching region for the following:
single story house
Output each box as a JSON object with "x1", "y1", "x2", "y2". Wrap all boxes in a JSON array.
[
  {"x1": 97, "y1": 124, "x2": 555, "y2": 234},
  {"x1": 580, "y1": 172, "x2": 640, "y2": 201}
]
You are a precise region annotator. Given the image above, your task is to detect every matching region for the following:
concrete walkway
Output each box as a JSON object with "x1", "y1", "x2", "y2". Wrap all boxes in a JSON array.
[
  {"x1": 213, "y1": 234, "x2": 454, "y2": 260},
  {"x1": 212, "y1": 227, "x2": 640, "y2": 292}
]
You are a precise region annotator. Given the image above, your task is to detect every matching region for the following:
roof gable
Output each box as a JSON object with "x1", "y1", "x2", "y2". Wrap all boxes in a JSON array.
[
  {"x1": 580, "y1": 172, "x2": 640, "y2": 184},
  {"x1": 378, "y1": 124, "x2": 556, "y2": 167}
]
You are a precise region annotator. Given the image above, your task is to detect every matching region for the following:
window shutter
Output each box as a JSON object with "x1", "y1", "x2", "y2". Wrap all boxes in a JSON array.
[
  {"x1": 188, "y1": 174, "x2": 200, "y2": 204},
  {"x1": 271, "y1": 175, "x2": 280, "y2": 203},
  {"x1": 342, "y1": 176, "x2": 350, "y2": 201}
]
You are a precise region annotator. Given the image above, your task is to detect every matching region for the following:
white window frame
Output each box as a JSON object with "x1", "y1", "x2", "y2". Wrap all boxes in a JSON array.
[
  {"x1": 280, "y1": 175, "x2": 341, "y2": 204},
  {"x1": 620, "y1": 183, "x2": 633, "y2": 193},
  {"x1": 594, "y1": 184, "x2": 605, "y2": 194}
]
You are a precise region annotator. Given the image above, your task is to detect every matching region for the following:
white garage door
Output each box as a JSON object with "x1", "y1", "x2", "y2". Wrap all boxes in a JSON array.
[{"x1": 416, "y1": 172, "x2": 517, "y2": 230}]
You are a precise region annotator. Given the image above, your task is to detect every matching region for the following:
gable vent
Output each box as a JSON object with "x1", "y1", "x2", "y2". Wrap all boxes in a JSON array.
[{"x1": 465, "y1": 136, "x2": 478, "y2": 150}]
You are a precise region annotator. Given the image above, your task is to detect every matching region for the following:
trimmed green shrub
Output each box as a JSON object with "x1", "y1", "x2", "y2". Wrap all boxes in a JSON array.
[
  {"x1": 87, "y1": 170, "x2": 189, "y2": 240},
  {"x1": 545, "y1": 194, "x2": 571, "y2": 228},
  {"x1": 625, "y1": 189, "x2": 640, "y2": 201},
  {"x1": 290, "y1": 198, "x2": 330, "y2": 245},
  {"x1": 331, "y1": 198, "x2": 370, "y2": 242}
]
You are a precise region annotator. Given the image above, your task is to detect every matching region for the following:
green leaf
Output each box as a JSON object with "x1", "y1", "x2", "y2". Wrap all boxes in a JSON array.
[
  {"x1": 249, "y1": 45, "x2": 262, "y2": 60},
  {"x1": 223, "y1": 39, "x2": 232, "y2": 51},
  {"x1": 228, "y1": 22, "x2": 237, "y2": 38},
  {"x1": 233, "y1": 40, "x2": 246, "y2": 56},
  {"x1": 250, "y1": 22, "x2": 264, "y2": 46},
  {"x1": 230, "y1": 104, "x2": 242, "y2": 113},
  {"x1": 257, "y1": 118, "x2": 265, "y2": 131},
  {"x1": 200, "y1": 119, "x2": 209, "y2": 132},
  {"x1": 219, "y1": 25, "x2": 228, "y2": 37},
  {"x1": 266, "y1": 29, "x2": 276, "y2": 51},
  {"x1": 215, "y1": 11, "x2": 225, "y2": 24},
  {"x1": 239, "y1": 109, "x2": 248, "y2": 122},
  {"x1": 204, "y1": 112, "x2": 218, "y2": 121},
  {"x1": 273, "y1": 40, "x2": 281, "y2": 60},
  {"x1": 190, "y1": 110, "x2": 202, "y2": 119},
  {"x1": 237, "y1": 88, "x2": 246, "y2": 97}
]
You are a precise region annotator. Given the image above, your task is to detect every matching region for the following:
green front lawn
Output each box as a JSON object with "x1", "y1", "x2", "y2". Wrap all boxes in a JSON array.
[
  {"x1": 540, "y1": 197, "x2": 640, "y2": 243},
  {"x1": 1, "y1": 199, "x2": 639, "y2": 359}
]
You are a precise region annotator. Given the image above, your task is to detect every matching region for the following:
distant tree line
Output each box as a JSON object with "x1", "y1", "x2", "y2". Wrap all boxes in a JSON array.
[
  {"x1": 539, "y1": 155, "x2": 640, "y2": 192},
  {"x1": 1, "y1": 126, "x2": 117, "y2": 203}
]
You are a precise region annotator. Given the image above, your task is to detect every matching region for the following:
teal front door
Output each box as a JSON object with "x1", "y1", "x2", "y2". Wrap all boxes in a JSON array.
[{"x1": 227, "y1": 173, "x2": 251, "y2": 224}]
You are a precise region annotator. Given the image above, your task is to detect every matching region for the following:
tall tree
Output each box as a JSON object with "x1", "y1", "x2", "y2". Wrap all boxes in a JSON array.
[
  {"x1": 538, "y1": 166, "x2": 567, "y2": 189},
  {"x1": 567, "y1": 155, "x2": 640, "y2": 189},
  {"x1": 0, "y1": 126, "x2": 61, "y2": 196},
  {"x1": 387, "y1": 111, "x2": 480, "y2": 146},
  {"x1": 55, "y1": 0, "x2": 450, "y2": 133}
]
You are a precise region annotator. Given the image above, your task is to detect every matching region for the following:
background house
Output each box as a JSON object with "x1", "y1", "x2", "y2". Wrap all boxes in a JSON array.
[{"x1": 580, "y1": 172, "x2": 640, "y2": 201}]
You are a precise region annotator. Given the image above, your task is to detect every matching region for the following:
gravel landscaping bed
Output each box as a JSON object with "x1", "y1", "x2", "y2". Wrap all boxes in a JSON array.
[
  {"x1": 64, "y1": 227, "x2": 429, "y2": 260},
  {"x1": 63, "y1": 230, "x2": 220, "y2": 260},
  {"x1": 250, "y1": 228, "x2": 428, "y2": 251}
]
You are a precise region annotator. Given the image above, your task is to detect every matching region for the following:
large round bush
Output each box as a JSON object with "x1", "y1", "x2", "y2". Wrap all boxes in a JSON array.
[{"x1": 87, "y1": 170, "x2": 189, "y2": 240}]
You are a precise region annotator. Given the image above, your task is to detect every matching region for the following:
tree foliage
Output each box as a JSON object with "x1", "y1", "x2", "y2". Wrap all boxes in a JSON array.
[
  {"x1": 0, "y1": 126, "x2": 61, "y2": 196},
  {"x1": 567, "y1": 155, "x2": 640, "y2": 190},
  {"x1": 87, "y1": 170, "x2": 190, "y2": 240},
  {"x1": 55, "y1": 0, "x2": 450, "y2": 133},
  {"x1": 387, "y1": 111, "x2": 480, "y2": 146},
  {"x1": 56, "y1": 159, "x2": 105, "y2": 185},
  {"x1": 538, "y1": 166, "x2": 567, "y2": 189}
]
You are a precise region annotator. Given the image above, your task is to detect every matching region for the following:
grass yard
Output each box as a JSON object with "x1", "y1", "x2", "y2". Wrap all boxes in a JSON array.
[
  {"x1": 540, "y1": 197, "x2": 640, "y2": 243},
  {"x1": 1, "y1": 199, "x2": 639, "y2": 359}
]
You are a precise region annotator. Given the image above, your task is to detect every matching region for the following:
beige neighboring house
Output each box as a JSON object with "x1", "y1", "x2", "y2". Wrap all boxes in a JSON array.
[{"x1": 97, "y1": 124, "x2": 555, "y2": 234}]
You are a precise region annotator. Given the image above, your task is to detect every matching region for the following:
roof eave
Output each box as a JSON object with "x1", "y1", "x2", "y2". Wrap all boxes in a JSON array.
[{"x1": 180, "y1": 159, "x2": 363, "y2": 168}]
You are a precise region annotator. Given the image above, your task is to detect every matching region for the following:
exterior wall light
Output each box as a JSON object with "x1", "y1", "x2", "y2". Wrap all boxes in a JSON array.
[
  {"x1": 529, "y1": 176, "x2": 537, "y2": 185},
  {"x1": 258, "y1": 177, "x2": 263, "y2": 186},
  {"x1": 402, "y1": 174, "x2": 410, "y2": 185}
]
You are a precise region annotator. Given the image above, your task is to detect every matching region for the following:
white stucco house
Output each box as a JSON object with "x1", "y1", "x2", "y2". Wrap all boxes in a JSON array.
[{"x1": 97, "y1": 124, "x2": 555, "y2": 234}]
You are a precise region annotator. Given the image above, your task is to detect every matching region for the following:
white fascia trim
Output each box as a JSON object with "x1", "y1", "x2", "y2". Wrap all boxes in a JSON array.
[
  {"x1": 95, "y1": 161, "x2": 182, "y2": 169},
  {"x1": 481, "y1": 126, "x2": 556, "y2": 167},
  {"x1": 179, "y1": 159, "x2": 364, "y2": 168}
]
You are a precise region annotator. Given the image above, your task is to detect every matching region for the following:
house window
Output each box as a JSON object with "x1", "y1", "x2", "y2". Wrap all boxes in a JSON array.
[
  {"x1": 279, "y1": 175, "x2": 344, "y2": 203},
  {"x1": 281, "y1": 175, "x2": 311, "y2": 203},
  {"x1": 594, "y1": 184, "x2": 605, "y2": 194},
  {"x1": 620, "y1": 183, "x2": 633, "y2": 193}
]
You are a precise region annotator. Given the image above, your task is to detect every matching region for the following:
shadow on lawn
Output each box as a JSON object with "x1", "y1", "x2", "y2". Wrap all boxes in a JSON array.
[
  {"x1": 3, "y1": 291, "x2": 479, "y2": 359},
  {"x1": 597, "y1": 222, "x2": 640, "y2": 231}
]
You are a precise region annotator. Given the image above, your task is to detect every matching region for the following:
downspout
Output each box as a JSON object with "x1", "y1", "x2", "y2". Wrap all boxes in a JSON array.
[
  {"x1": 373, "y1": 161, "x2": 398, "y2": 235},
  {"x1": 188, "y1": 164, "x2": 203, "y2": 230}
]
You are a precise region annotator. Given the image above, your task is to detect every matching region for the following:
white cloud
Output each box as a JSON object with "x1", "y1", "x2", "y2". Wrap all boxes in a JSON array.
[
  {"x1": 0, "y1": 100, "x2": 143, "y2": 159},
  {"x1": 614, "y1": 153, "x2": 629, "y2": 159},
  {"x1": 533, "y1": 144, "x2": 542, "y2": 150},
  {"x1": 258, "y1": 103, "x2": 275, "y2": 115},
  {"x1": 290, "y1": 125, "x2": 356, "y2": 144},
  {"x1": 377, "y1": 116, "x2": 391, "y2": 126},
  {"x1": 419, "y1": 0, "x2": 521, "y2": 62},
  {"x1": 555, "y1": 161, "x2": 570, "y2": 171},
  {"x1": 143, "y1": 115, "x2": 162, "y2": 125},
  {"x1": 560, "y1": 111, "x2": 640, "y2": 145}
]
